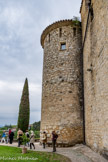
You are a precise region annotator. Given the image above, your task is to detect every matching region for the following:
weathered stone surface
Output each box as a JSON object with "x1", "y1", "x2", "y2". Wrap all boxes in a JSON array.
[
  {"x1": 40, "y1": 20, "x2": 83, "y2": 145},
  {"x1": 40, "y1": 0, "x2": 108, "y2": 156},
  {"x1": 81, "y1": 0, "x2": 108, "y2": 154}
]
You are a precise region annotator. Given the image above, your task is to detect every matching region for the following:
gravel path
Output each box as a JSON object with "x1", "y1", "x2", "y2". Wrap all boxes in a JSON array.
[{"x1": 0, "y1": 142, "x2": 107, "y2": 162}]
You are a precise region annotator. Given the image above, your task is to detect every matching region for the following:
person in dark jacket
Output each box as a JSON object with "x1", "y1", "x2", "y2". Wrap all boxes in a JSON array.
[
  {"x1": 52, "y1": 131, "x2": 58, "y2": 152},
  {"x1": 9, "y1": 130, "x2": 14, "y2": 144}
]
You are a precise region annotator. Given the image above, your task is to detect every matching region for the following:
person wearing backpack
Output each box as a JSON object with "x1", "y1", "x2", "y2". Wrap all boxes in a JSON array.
[
  {"x1": 52, "y1": 131, "x2": 58, "y2": 152},
  {"x1": 25, "y1": 130, "x2": 30, "y2": 147}
]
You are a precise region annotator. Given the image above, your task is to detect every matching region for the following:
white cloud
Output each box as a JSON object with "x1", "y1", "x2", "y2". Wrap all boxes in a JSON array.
[
  {"x1": 0, "y1": 79, "x2": 41, "y2": 125},
  {"x1": 0, "y1": 80, "x2": 41, "y2": 92},
  {"x1": 0, "y1": 0, "x2": 82, "y2": 126}
]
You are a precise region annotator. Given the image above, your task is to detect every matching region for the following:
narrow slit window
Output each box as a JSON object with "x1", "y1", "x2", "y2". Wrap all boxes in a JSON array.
[
  {"x1": 73, "y1": 27, "x2": 76, "y2": 36},
  {"x1": 49, "y1": 34, "x2": 50, "y2": 42},
  {"x1": 60, "y1": 42, "x2": 66, "y2": 50},
  {"x1": 59, "y1": 28, "x2": 62, "y2": 37},
  {"x1": 90, "y1": 6, "x2": 94, "y2": 21}
]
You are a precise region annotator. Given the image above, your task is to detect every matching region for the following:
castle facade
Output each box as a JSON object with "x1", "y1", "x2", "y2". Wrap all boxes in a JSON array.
[{"x1": 40, "y1": 0, "x2": 108, "y2": 156}]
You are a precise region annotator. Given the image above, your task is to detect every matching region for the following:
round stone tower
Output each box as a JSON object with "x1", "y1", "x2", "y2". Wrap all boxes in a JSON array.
[{"x1": 40, "y1": 19, "x2": 83, "y2": 146}]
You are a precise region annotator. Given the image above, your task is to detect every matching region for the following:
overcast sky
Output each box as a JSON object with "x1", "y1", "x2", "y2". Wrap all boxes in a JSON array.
[{"x1": 0, "y1": 0, "x2": 81, "y2": 126}]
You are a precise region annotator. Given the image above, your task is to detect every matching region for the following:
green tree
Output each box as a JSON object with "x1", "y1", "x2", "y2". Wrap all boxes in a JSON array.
[
  {"x1": 32, "y1": 121, "x2": 40, "y2": 131},
  {"x1": 17, "y1": 78, "x2": 30, "y2": 132}
]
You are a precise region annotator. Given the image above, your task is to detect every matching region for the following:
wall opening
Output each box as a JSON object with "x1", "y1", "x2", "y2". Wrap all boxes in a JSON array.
[
  {"x1": 59, "y1": 28, "x2": 62, "y2": 37},
  {"x1": 49, "y1": 34, "x2": 50, "y2": 43},
  {"x1": 73, "y1": 27, "x2": 76, "y2": 36},
  {"x1": 60, "y1": 42, "x2": 66, "y2": 50},
  {"x1": 90, "y1": 5, "x2": 94, "y2": 21}
]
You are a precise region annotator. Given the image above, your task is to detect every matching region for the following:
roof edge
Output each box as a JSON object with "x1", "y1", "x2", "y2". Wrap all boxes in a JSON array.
[
  {"x1": 41, "y1": 19, "x2": 81, "y2": 48},
  {"x1": 80, "y1": 0, "x2": 84, "y2": 13}
]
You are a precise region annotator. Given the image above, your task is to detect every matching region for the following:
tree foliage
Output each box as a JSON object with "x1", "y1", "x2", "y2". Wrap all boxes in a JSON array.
[
  {"x1": 32, "y1": 121, "x2": 40, "y2": 131},
  {"x1": 72, "y1": 16, "x2": 81, "y2": 26},
  {"x1": 17, "y1": 78, "x2": 30, "y2": 132}
]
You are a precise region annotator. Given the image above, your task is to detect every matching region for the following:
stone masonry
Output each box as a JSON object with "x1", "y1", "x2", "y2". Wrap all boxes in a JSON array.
[
  {"x1": 80, "y1": 0, "x2": 108, "y2": 156},
  {"x1": 41, "y1": 20, "x2": 83, "y2": 145},
  {"x1": 40, "y1": 0, "x2": 108, "y2": 158}
]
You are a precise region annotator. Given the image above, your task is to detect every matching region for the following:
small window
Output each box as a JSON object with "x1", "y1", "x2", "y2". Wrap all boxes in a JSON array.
[{"x1": 60, "y1": 43, "x2": 66, "y2": 50}]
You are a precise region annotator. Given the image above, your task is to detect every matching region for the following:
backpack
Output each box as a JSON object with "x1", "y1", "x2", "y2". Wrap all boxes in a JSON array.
[{"x1": 55, "y1": 134, "x2": 58, "y2": 139}]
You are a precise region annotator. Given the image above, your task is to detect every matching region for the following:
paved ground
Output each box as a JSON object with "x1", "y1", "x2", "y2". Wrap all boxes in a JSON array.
[{"x1": 0, "y1": 142, "x2": 107, "y2": 162}]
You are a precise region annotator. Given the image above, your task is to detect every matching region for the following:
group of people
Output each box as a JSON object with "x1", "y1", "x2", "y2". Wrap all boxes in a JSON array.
[
  {"x1": 0, "y1": 128, "x2": 35, "y2": 150},
  {"x1": 17, "y1": 129, "x2": 58, "y2": 152},
  {"x1": 42, "y1": 130, "x2": 58, "y2": 152},
  {"x1": 1, "y1": 129, "x2": 58, "y2": 152},
  {"x1": 0, "y1": 129, "x2": 14, "y2": 144},
  {"x1": 17, "y1": 129, "x2": 35, "y2": 149}
]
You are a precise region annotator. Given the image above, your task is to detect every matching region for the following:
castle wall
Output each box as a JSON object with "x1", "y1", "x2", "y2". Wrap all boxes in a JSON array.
[
  {"x1": 41, "y1": 21, "x2": 83, "y2": 145},
  {"x1": 81, "y1": 0, "x2": 108, "y2": 154}
]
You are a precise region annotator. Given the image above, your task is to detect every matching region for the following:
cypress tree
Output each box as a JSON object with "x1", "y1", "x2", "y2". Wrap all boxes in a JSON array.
[{"x1": 17, "y1": 78, "x2": 30, "y2": 132}]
